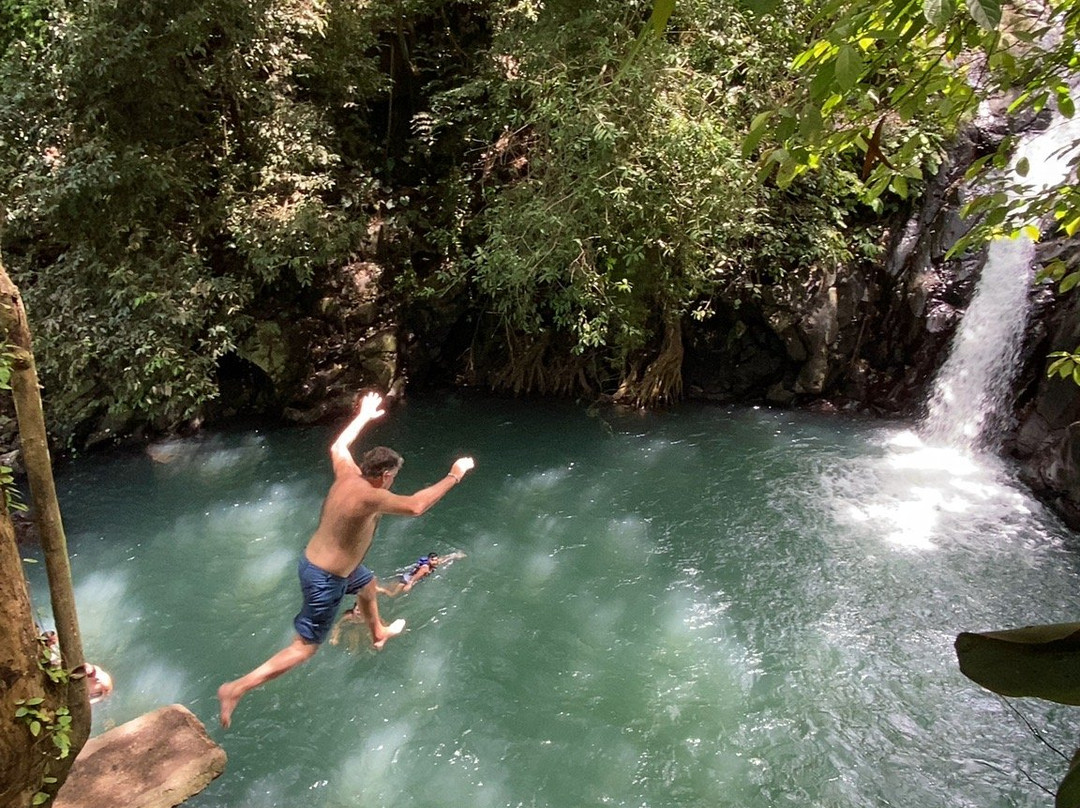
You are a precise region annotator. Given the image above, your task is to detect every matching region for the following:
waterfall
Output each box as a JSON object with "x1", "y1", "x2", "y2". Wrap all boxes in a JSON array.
[
  {"x1": 921, "y1": 236, "x2": 1035, "y2": 450},
  {"x1": 921, "y1": 108, "x2": 1080, "y2": 452}
]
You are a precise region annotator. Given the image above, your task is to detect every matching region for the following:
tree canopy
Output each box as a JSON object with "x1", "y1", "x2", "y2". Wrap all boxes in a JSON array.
[
  {"x1": 1, "y1": 0, "x2": 1077, "y2": 440},
  {"x1": 746, "y1": 0, "x2": 1080, "y2": 248}
]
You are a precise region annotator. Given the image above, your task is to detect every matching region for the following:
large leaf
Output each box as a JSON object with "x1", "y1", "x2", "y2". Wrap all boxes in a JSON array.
[
  {"x1": 955, "y1": 623, "x2": 1080, "y2": 704},
  {"x1": 967, "y1": 0, "x2": 1001, "y2": 29},
  {"x1": 834, "y1": 44, "x2": 863, "y2": 92},
  {"x1": 923, "y1": 0, "x2": 956, "y2": 27}
]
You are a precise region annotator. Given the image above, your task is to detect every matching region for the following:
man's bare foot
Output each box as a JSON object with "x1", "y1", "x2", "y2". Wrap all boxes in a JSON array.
[
  {"x1": 218, "y1": 682, "x2": 241, "y2": 729},
  {"x1": 372, "y1": 618, "x2": 406, "y2": 650}
]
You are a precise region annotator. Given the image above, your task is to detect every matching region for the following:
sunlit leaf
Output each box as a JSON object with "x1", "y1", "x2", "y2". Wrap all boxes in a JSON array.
[
  {"x1": 1061, "y1": 272, "x2": 1080, "y2": 293},
  {"x1": 967, "y1": 0, "x2": 1001, "y2": 29},
  {"x1": 923, "y1": 0, "x2": 956, "y2": 27},
  {"x1": 1058, "y1": 85, "x2": 1076, "y2": 118},
  {"x1": 1007, "y1": 89, "x2": 1032, "y2": 114},
  {"x1": 776, "y1": 156, "x2": 800, "y2": 188},
  {"x1": 1047, "y1": 357, "x2": 1069, "y2": 377}
]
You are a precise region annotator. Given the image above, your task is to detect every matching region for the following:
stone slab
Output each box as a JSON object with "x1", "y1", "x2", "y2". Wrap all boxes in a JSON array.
[{"x1": 54, "y1": 704, "x2": 226, "y2": 808}]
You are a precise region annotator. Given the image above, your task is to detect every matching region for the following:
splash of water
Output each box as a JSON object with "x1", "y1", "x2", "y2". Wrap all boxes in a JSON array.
[{"x1": 922, "y1": 107, "x2": 1080, "y2": 451}]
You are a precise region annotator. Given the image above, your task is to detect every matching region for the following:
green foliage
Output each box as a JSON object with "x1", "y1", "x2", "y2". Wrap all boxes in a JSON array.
[
  {"x1": 0, "y1": 464, "x2": 27, "y2": 513},
  {"x1": 15, "y1": 690, "x2": 68, "y2": 804},
  {"x1": 413, "y1": 0, "x2": 879, "y2": 401},
  {"x1": 745, "y1": 0, "x2": 1080, "y2": 244},
  {"x1": 0, "y1": 0, "x2": 53, "y2": 56},
  {"x1": 1047, "y1": 346, "x2": 1080, "y2": 386},
  {"x1": 0, "y1": 0, "x2": 388, "y2": 441},
  {"x1": 14, "y1": 697, "x2": 73, "y2": 758}
]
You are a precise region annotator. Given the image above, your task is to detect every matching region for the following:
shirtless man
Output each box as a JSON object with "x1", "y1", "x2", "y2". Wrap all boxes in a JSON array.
[{"x1": 217, "y1": 391, "x2": 475, "y2": 728}]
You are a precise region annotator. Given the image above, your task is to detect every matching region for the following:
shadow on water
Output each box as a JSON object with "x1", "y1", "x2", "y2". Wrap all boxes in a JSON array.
[{"x1": 24, "y1": 394, "x2": 1080, "y2": 807}]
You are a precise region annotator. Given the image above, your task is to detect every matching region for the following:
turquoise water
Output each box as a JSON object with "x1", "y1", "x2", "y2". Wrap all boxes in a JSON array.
[{"x1": 24, "y1": 394, "x2": 1080, "y2": 807}]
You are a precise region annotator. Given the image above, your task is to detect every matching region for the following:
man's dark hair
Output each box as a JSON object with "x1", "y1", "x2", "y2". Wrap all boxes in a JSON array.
[{"x1": 360, "y1": 446, "x2": 403, "y2": 477}]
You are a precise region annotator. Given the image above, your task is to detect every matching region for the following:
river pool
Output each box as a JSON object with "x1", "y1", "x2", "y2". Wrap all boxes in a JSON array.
[{"x1": 25, "y1": 393, "x2": 1080, "y2": 807}]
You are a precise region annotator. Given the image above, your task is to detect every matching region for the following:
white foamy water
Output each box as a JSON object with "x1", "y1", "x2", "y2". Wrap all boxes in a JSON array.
[
  {"x1": 923, "y1": 103, "x2": 1080, "y2": 451},
  {"x1": 922, "y1": 236, "x2": 1036, "y2": 449}
]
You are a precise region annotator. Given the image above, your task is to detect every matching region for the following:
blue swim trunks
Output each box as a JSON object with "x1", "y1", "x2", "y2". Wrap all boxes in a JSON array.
[{"x1": 294, "y1": 556, "x2": 374, "y2": 644}]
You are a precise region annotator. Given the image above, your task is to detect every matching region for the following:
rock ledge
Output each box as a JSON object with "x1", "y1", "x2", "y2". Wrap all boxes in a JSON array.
[{"x1": 54, "y1": 704, "x2": 226, "y2": 808}]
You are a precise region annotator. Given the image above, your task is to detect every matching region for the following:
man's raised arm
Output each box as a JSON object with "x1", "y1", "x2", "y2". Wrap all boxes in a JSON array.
[{"x1": 331, "y1": 392, "x2": 385, "y2": 469}]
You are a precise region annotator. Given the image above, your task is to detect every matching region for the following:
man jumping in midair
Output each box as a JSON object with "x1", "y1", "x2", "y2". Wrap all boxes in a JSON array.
[{"x1": 217, "y1": 392, "x2": 475, "y2": 728}]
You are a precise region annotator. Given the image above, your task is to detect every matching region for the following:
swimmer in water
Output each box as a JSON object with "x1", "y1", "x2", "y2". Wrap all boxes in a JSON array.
[
  {"x1": 329, "y1": 551, "x2": 466, "y2": 646},
  {"x1": 376, "y1": 551, "x2": 466, "y2": 597}
]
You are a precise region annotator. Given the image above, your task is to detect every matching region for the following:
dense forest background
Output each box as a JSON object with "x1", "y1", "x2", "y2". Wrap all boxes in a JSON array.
[
  {"x1": 0, "y1": 0, "x2": 1076, "y2": 456},
  {"x1": 0, "y1": 0, "x2": 912, "y2": 448}
]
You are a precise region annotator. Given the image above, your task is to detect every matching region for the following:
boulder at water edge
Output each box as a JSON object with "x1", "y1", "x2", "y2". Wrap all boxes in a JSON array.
[{"x1": 54, "y1": 703, "x2": 226, "y2": 808}]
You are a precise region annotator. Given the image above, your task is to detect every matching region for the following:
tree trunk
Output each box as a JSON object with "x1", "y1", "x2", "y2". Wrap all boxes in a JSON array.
[
  {"x1": 614, "y1": 313, "x2": 684, "y2": 408},
  {"x1": 0, "y1": 501, "x2": 53, "y2": 805},
  {"x1": 0, "y1": 265, "x2": 90, "y2": 805}
]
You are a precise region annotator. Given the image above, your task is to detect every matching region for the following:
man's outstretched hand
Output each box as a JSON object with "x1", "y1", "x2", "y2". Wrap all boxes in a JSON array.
[
  {"x1": 451, "y1": 457, "x2": 475, "y2": 481},
  {"x1": 357, "y1": 391, "x2": 385, "y2": 422}
]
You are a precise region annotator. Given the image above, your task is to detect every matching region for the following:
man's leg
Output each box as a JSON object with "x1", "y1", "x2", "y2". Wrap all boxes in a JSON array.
[
  {"x1": 217, "y1": 636, "x2": 318, "y2": 728},
  {"x1": 351, "y1": 578, "x2": 405, "y2": 649}
]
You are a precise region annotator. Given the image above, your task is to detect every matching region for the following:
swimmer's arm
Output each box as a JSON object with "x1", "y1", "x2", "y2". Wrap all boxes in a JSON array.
[{"x1": 330, "y1": 392, "x2": 385, "y2": 471}]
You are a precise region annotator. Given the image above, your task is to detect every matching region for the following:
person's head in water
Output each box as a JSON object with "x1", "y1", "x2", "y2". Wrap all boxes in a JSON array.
[{"x1": 360, "y1": 446, "x2": 403, "y2": 486}]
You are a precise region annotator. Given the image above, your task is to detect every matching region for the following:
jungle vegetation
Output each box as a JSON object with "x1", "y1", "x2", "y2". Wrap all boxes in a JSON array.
[
  {"x1": 1, "y1": 1, "x2": 1079, "y2": 804},
  {"x1": 0, "y1": 0, "x2": 1073, "y2": 438},
  {"x1": 0, "y1": 0, "x2": 908, "y2": 446}
]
